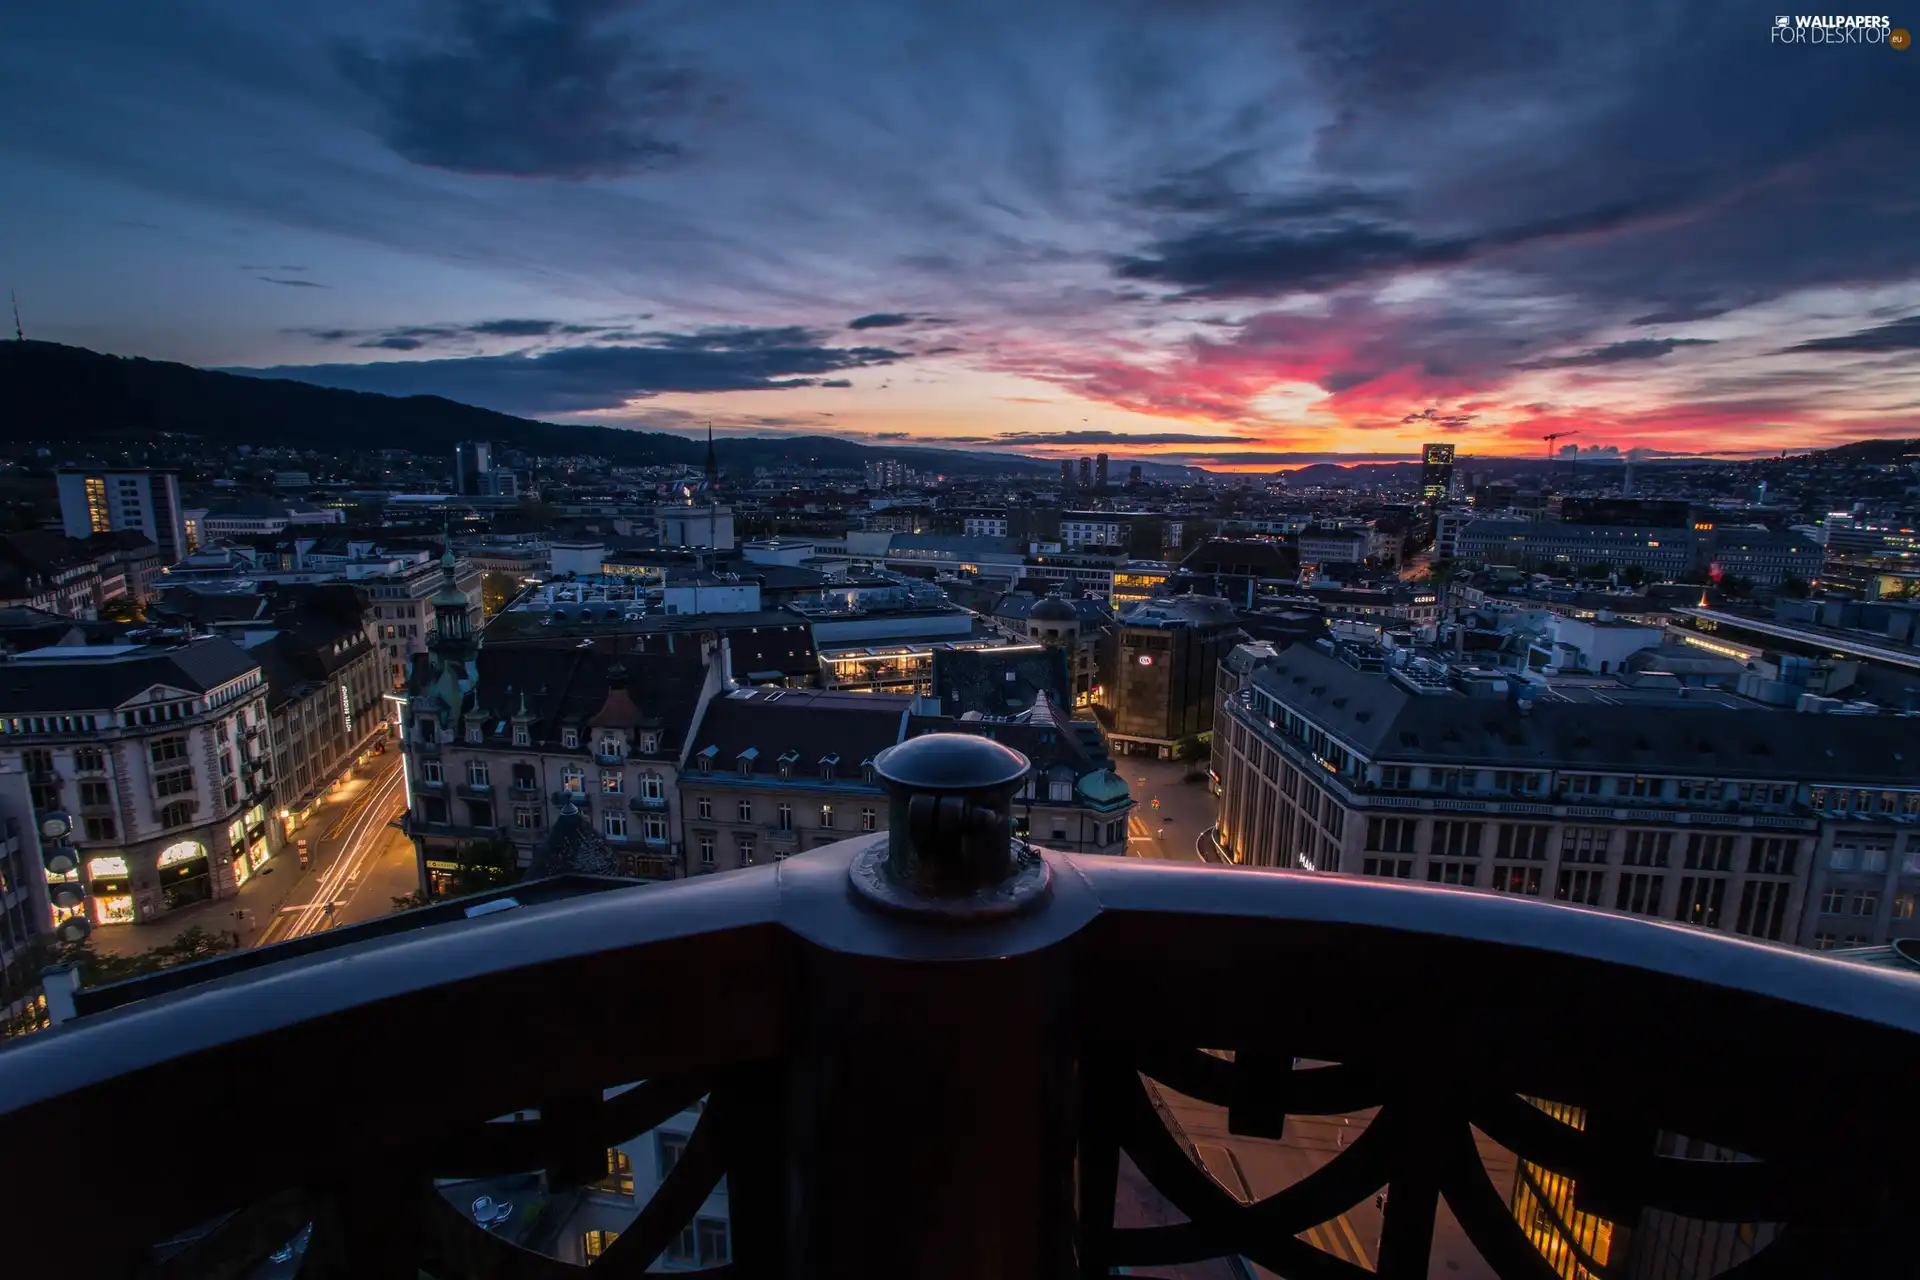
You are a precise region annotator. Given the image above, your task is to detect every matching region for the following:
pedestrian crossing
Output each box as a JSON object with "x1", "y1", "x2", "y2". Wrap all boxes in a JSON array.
[
  {"x1": 1127, "y1": 814, "x2": 1153, "y2": 840},
  {"x1": 1298, "y1": 1212, "x2": 1372, "y2": 1269}
]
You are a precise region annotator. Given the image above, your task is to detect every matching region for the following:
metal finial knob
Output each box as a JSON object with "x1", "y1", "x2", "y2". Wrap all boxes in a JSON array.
[{"x1": 848, "y1": 733, "x2": 1050, "y2": 920}]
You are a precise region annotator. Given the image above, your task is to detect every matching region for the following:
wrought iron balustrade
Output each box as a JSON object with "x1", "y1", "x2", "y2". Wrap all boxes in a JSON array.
[{"x1": 2, "y1": 732, "x2": 1917, "y2": 1279}]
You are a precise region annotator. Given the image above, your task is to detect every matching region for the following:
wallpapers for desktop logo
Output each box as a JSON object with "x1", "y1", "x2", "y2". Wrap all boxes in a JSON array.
[{"x1": 1770, "y1": 14, "x2": 1908, "y2": 44}]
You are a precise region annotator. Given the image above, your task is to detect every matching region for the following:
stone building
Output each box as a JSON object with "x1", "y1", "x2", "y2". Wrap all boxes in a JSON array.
[{"x1": 0, "y1": 637, "x2": 276, "y2": 929}]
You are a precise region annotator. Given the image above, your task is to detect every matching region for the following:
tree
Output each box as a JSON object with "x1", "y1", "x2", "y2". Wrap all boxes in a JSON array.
[
  {"x1": 439, "y1": 836, "x2": 523, "y2": 898},
  {"x1": 480, "y1": 572, "x2": 520, "y2": 618},
  {"x1": 99, "y1": 596, "x2": 147, "y2": 625},
  {"x1": 1620, "y1": 564, "x2": 1646, "y2": 587},
  {"x1": 1779, "y1": 574, "x2": 1810, "y2": 598},
  {"x1": 1581, "y1": 562, "x2": 1612, "y2": 581}
]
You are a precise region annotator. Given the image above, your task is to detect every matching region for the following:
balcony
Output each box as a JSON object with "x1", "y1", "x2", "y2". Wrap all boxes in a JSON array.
[{"x1": 3, "y1": 731, "x2": 1917, "y2": 1278}]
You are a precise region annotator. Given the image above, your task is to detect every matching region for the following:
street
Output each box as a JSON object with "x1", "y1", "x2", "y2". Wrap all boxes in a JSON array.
[
  {"x1": 1123, "y1": 755, "x2": 1223, "y2": 864},
  {"x1": 255, "y1": 756, "x2": 412, "y2": 946}
]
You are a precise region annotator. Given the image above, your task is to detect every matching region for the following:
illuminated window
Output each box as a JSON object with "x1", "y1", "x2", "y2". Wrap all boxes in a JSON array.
[
  {"x1": 593, "y1": 1148, "x2": 633, "y2": 1197},
  {"x1": 581, "y1": 1230, "x2": 619, "y2": 1260},
  {"x1": 157, "y1": 841, "x2": 204, "y2": 868}
]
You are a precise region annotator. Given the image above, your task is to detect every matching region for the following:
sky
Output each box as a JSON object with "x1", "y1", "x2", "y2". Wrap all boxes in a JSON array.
[{"x1": 3, "y1": 1, "x2": 1919, "y2": 468}]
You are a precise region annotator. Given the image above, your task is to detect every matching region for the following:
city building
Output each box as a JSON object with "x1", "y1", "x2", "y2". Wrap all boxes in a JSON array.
[
  {"x1": 550, "y1": 1090, "x2": 733, "y2": 1268},
  {"x1": 1456, "y1": 519, "x2": 1695, "y2": 578},
  {"x1": 1296, "y1": 526, "x2": 1372, "y2": 566},
  {"x1": 56, "y1": 468, "x2": 187, "y2": 565},
  {"x1": 1058, "y1": 512, "x2": 1183, "y2": 554},
  {"x1": 927, "y1": 643, "x2": 1066, "y2": 719},
  {"x1": 453, "y1": 441, "x2": 493, "y2": 496},
  {"x1": 1704, "y1": 528, "x2": 1824, "y2": 590},
  {"x1": 0, "y1": 637, "x2": 278, "y2": 928},
  {"x1": 992, "y1": 591, "x2": 1109, "y2": 707},
  {"x1": 1420, "y1": 443, "x2": 1455, "y2": 504},
  {"x1": 656, "y1": 503, "x2": 737, "y2": 552},
  {"x1": 0, "y1": 532, "x2": 110, "y2": 619},
  {"x1": 1100, "y1": 596, "x2": 1245, "y2": 757},
  {"x1": 1095, "y1": 453, "x2": 1109, "y2": 492},
  {"x1": 193, "y1": 500, "x2": 346, "y2": 539},
  {"x1": 1078, "y1": 457, "x2": 1093, "y2": 490},
  {"x1": 1058, "y1": 460, "x2": 1074, "y2": 492},
  {"x1": 363, "y1": 550, "x2": 484, "y2": 688},
  {"x1": 1211, "y1": 640, "x2": 1920, "y2": 950},
  {"x1": 400, "y1": 561, "x2": 707, "y2": 889},
  {"x1": 934, "y1": 692, "x2": 1133, "y2": 855},
  {"x1": 1128, "y1": 464, "x2": 1143, "y2": 485},
  {"x1": 681, "y1": 686, "x2": 908, "y2": 870},
  {"x1": 961, "y1": 511, "x2": 1011, "y2": 538},
  {"x1": 0, "y1": 769, "x2": 54, "y2": 1039}
]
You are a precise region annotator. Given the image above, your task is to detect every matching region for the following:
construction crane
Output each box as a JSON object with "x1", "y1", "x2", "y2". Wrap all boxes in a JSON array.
[{"x1": 1542, "y1": 430, "x2": 1579, "y2": 486}]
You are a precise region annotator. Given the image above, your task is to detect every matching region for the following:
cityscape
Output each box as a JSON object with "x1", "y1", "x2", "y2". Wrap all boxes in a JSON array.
[{"x1": 2, "y1": 3, "x2": 1918, "y2": 1277}]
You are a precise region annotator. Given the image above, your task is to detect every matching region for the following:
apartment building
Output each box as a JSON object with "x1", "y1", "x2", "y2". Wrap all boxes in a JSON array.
[
  {"x1": 57, "y1": 468, "x2": 188, "y2": 564},
  {"x1": 680, "y1": 687, "x2": 907, "y2": 871},
  {"x1": 401, "y1": 589, "x2": 708, "y2": 893},
  {"x1": 1296, "y1": 526, "x2": 1371, "y2": 566},
  {"x1": 363, "y1": 551, "x2": 483, "y2": 688},
  {"x1": 0, "y1": 638, "x2": 277, "y2": 928},
  {"x1": 1211, "y1": 641, "x2": 1920, "y2": 949},
  {"x1": 1703, "y1": 527, "x2": 1824, "y2": 589},
  {"x1": 0, "y1": 770, "x2": 54, "y2": 1038}
]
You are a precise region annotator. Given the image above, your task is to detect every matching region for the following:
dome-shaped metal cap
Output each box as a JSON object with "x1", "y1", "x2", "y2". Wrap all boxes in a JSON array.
[{"x1": 874, "y1": 733, "x2": 1029, "y2": 793}]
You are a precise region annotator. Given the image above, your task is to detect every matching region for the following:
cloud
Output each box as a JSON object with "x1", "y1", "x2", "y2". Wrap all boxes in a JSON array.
[
  {"x1": 848, "y1": 313, "x2": 914, "y2": 330},
  {"x1": 1784, "y1": 315, "x2": 1920, "y2": 354},
  {"x1": 227, "y1": 326, "x2": 905, "y2": 414},
  {"x1": 358, "y1": 336, "x2": 428, "y2": 351},
  {"x1": 259, "y1": 276, "x2": 327, "y2": 288},
  {"x1": 992, "y1": 430, "x2": 1233, "y2": 446},
  {"x1": 334, "y1": 0, "x2": 706, "y2": 179},
  {"x1": 871, "y1": 431, "x2": 912, "y2": 440},
  {"x1": 817, "y1": 378, "x2": 853, "y2": 388},
  {"x1": 1400, "y1": 407, "x2": 1475, "y2": 430},
  {"x1": 1514, "y1": 337, "x2": 1716, "y2": 370},
  {"x1": 300, "y1": 319, "x2": 633, "y2": 349}
]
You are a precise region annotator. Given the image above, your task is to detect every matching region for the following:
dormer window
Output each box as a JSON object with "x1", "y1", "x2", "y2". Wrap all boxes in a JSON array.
[
  {"x1": 465, "y1": 724, "x2": 483, "y2": 744},
  {"x1": 860, "y1": 758, "x2": 875, "y2": 784},
  {"x1": 697, "y1": 745, "x2": 717, "y2": 774},
  {"x1": 640, "y1": 732, "x2": 659, "y2": 754},
  {"x1": 738, "y1": 747, "x2": 758, "y2": 779},
  {"x1": 562, "y1": 728, "x2": 579, "y2": 750},
  {"x1": 513, "y1": 726, "x2": 530, "y2": 747},
  {"x1": 820, "y1": 753, "x2": 840, "y2": 783},
  {"x1": 778, "y1": 749, "x2": 800, "y2": 780},
  {"x1": 418, "y1": 718, "x2": 437, "y2": 741},
  {"x1": 598, "y1": 737, "x2": 623, "y2": 760}
]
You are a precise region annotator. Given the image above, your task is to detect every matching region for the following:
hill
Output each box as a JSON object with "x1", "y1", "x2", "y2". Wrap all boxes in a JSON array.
[{"x1": 0, "y1": 341, "x2": 1065, "y2": 476}]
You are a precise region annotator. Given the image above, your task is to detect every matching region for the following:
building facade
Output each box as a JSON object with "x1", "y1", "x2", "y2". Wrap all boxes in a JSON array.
[
  {"x1": 57, "y1": 469, "x2": 187, "y2": 565},
  {"x1": 1101, "y1": 596, "x2": 1244, "y2": 757},
  {"x1": 1212, "y1": 642, "x2": 1920, "y2": 951},
  {"x1": 0, "y1": 639, "x2": 278, "y2": 929}
]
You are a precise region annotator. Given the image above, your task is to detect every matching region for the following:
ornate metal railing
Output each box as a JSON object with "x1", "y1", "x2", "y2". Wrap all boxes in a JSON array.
[{"x1": 2, "y1": 733, "x2": 1918, "y2": 1278}]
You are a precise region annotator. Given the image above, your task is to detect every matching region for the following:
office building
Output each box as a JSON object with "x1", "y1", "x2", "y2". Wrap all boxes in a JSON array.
[
  {"x1": 1101, "y1": 596, "x2": 1244, "y2": 757},
  {"x1": 1078, "y1": 457, "x2": 1093, "y2": 490},
  {"x1": 1296, "y1": 526, "x2": 1372, "y2": 566},
  {"x1": 1420, "y1": 443, "x2": 1455, "y2": 504},
  {"x1": 1211, "y1": 641, "x2": 1920, "y2": 951},
  {"x1": 1059, "y1": 460, "x2": 1075, "y2": 491},
  {"x1": 1095, "y1": 453, "x2": 1109, "y2": 491},
  {"x1": 453, "y1": 441, "x2": 493, "y2": 496},
  {"x1": 1705, "y1": 528, "x2": 1824, "y2": 590},
  {"x1": 1456, "y1": 519, "x2": 1695, "y2": 578},
  {"x1": 57, "y1": 469, "x2": 187, "y2": 565},
  {"x1": 0, "y1": 638, "x2": 278, "y2": 928}
]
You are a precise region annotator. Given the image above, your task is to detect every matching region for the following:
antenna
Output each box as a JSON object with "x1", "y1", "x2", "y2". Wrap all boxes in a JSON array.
[{"x1": 9, "y1": 291, "x2": 21, "y2": 342}]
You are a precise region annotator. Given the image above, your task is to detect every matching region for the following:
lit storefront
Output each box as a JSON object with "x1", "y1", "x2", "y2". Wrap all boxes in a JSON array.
[
  {"x1": 158, "y1": 840, "x2": 213, "y2": 911},
  {"x1": 87, "y1": 855, "x2": 135, "y2": 926},
  {"x1": 1509, "y1": 1100, "x2": 1614, "y2": 1279}
]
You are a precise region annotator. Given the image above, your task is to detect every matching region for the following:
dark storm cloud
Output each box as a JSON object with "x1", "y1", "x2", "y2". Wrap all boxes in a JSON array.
[
  {"x1": 359, "y1": 336, "x2": 428, "y2": 351},
  {"x1": 818, "y1": 378, "x2": 853, "y2": 387},
  {"x1": 1400, "y1": 408, "x2": 1474, "y2": 430},
  {"x1": 335, "y1": 0, "x2": 705, "y2": 179},
  {"x1": 848, "y1": 313, "x2": 914, "y2": 330},
  {"x1": 1115, "y1": 192, "x2": 1694, "y2": 300},
  {"x1": 1515, "y1": 338, "x2": 1716, "y2": 370},
  {"x1": 258, "y1": 276, "x2": 327, "y2": 288},
  {"x1": 298, "y1": 319, "x2": 630, "y2": 349},
  {"x1": 228, "y1": 327, "x2": 905, "y2": 415},
  {"x1": 1784, "y1": 316, "x2": 1920, "y2": 354},
  {"x1": 871, "y1": 431, "x2": 912, "y2": 440}
]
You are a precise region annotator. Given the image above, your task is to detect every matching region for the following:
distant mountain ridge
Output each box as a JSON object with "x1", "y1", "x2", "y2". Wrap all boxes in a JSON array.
[{"x1": 0, "y1": 341, "x2": 1170, "y2": 477}]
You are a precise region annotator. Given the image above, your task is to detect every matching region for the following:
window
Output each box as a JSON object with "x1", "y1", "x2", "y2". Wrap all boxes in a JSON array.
[
  {"x1": 1490, "y1": 865, "x2": 1542, "y2": 896},
  {"x1": 599, "y1": 737, "x2": 622, "y2": 760},
  {"x1": 561, "y1": 765, "x2": 583, "y2": 794},
  {"x1": 74, "y1": 748, "x2": 105, "y2": 773},
  {"x1": 664, "y1": 1226, "x2": 697, "y2": 1264},
  {"x1": 84, "y1": 816, "x2": 116, "y2": 841},
  {"x1": 514, "y1": 807, "x2": 539, "y2": 830},
  {"x1": 656, "y1": 1132, "x2": 687, "y2": 1179},
  {"x1": 423, "y1": 796, "x2": 448, "y2": 824},
  {"x1": 1684, "y1": 833, "x2": 1734, "y2": 872},
  {"x1": 1747, "y1": 837, "x2": 1796, "y2": 876},
  {"x1": 79, "y1": 780, "x2": 110, "y2": 807},
  {"x1": 641, "y1": 732, "x2": 659, "y2": 754},
  {"x1": 1674, "y1": 876, "x2": 1726, "y2": 928},
  {"x1": 604, "y1": 812, "x2": 627, "y2": 840},
  {"x1": 512, "y1": 763, "x2": 537, "y2": 791},
  {"x1": 1364, "y1": 817, "x2": 1416, "y2": 854},
  {"x1": 1555, "y1": 868, "x2": 1604, "y2": 906},
  {"x1": 513, "y1": 726, "x2": 529, "y2": 747},
  {"x1": 466, "y1": 799, "x2": 493, "y2": 828},
  {"x1": 1736, "y1": 880, "x2": 1791, "y2": 941},
  {"x1": 1360, "y1": 857, "x2": 1412, "y2": 878},
  {"x1": 1623, "y1": 831, "x2": 1671, "y2": 867},
  {"x1": 643, "y1": 815, "x2": 666, "y2": 842},
  {"x1": 1852, "y1": 891, "x2": 1881, "y2": 917},
  {"x1": 422, "y1": 759, "x2": 444, "y2": 785},
  {"x1": 1495, "y1": 824, "x2": 1550, "y2": 860},
  {"x1": 1616, "y1": 871, "x2": 1664, "y2": 916},
  {"x1": 1821, "y1": 887, "x2": 1849, "y2": 915},
  {"x1": 594, "y1": 1148, "x2": 634, "y2": 1196},
  {"x1": 159, "y1": 800, "x2": 193, "y2": 829},
  {"x1": 601, "y1": 771, "x2": 623, "y2": 795},
  {"x1": 777, "y1": 802, "x2": 793, "y2": 831},
  {"x1": 466, "y1": 760, "x2": 490, "y2": 789},
  {"x1": 697, "y1": 755, "x2": 712, "y2": 774},
  {"x1": 1895, "y1": 893, "x2": 1917, "y2": 920},
  {"x1": 1863, "y1": 846, "x2": 1891, "y2": 874},
  {"x1": 738, "y1": 799, "x2": 753, "y2": 823},
  {"x1": 698, "y1": 796, "x2": 713, "y2": 820},
  {"x1": 640, "y1": 776, "x2": 664, "y2": 802},
  {"x1": 820, "y1": 803, "x2": 835, "y2": 829},
  {"x1": 154, "y1": 768, "x2": 194, "y2": 797},
  {"x1": 582, "y1": 1230, "x2": 619, "y2": 1260},
  {"x1": 696, "y1": 1220, "x2": 730, "y2": 1266},
  {"x1": 149, "y1": 736, "x2": 188, "y2": 765},
  {"x1": 1049, "y1": 777, "x2": 1073, "y2": 802},
  {"x1": 562, "y1": 728, "x2": 579, "y2": 750},
  {"x1": 699, "y1": 834, "x2": 715, "y2": 868},
  {"x1": 1380, "y1": 765, "x2": 1413, "y2": 790},
  {"x1": 1560, "y1": 826, "x2": 1606, "y2": 864},
  {"x1": 1429, "y1": 821, "x2": 1482, "y2": 858},
  {"x1": 738, "y1": 836, "x2": 756, "y2": 866},
  {"x1": 1427, "y1": 860, "x2": 1476, "y2": 886},
  {"x1": 465, "y1": 724, "x2": 483, "y2": 745},
  {"x1": 862, "y1": 806, "x2": 877, "y2": 832}
]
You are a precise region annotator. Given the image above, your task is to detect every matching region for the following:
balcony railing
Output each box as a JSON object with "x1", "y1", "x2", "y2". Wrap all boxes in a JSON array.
[{"x1": 3, "y1": 732, "x2": 1918, "y2": 1278}]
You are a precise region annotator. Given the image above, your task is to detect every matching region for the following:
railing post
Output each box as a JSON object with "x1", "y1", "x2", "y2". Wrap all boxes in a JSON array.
[{"x1": 784, "y1": 733, "x2": 1080, "y2": 1279}]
